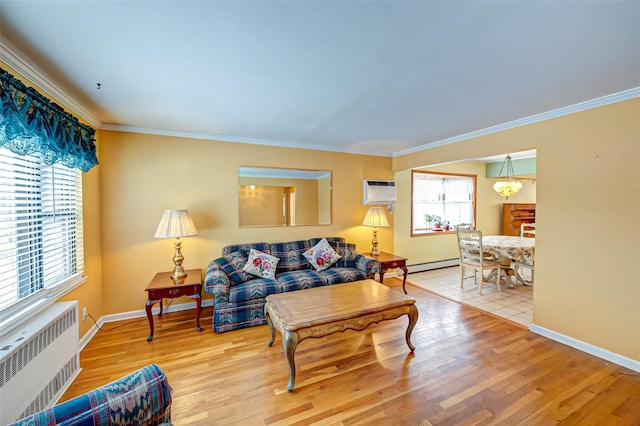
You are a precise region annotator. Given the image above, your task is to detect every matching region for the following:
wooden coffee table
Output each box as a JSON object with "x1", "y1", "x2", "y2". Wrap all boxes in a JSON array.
[{"x1": 264, "y1": 279, "x2": 418, "y2": 391}]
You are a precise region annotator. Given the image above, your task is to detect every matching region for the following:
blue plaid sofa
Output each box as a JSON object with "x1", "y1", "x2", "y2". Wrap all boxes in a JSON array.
[
  {"x1": 9, "y1": 364, "x2": 172, "y2": 426},
  {"x1": 205, "y1": 237, "x2": 380, "y2": 333}
]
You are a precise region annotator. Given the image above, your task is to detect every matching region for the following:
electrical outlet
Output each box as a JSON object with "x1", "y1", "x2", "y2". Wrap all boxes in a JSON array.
[{"x1": 82, "y1": 307, "x2": 87, "y2": 320}]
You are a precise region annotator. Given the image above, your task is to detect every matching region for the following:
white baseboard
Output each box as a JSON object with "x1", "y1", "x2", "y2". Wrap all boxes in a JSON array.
[
  {"x1": 529, "y1": 323, "x2": 640, "y2": 373},
  {"x1": 407, "y1": 259, "x2": 459, "y2": 274},
  {"x1": 79, "y1": 299, "x2": 213, "y2": 350}
]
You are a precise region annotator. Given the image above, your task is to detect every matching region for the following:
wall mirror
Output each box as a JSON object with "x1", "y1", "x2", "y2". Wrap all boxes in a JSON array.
[{"x1": 238, "y1": 166, "x2": 332, "y2": 227}]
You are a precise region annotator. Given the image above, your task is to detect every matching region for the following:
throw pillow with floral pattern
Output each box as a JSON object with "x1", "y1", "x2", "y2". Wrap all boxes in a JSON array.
[
  {"x1": 242, "y1": 249, "x2": 279, "y2": 279},
  {"x1": 303, "y1": 238, "x2": 342, "y2": 271}
]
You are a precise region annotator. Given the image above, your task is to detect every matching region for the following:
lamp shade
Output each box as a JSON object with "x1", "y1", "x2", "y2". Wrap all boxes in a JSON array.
[
  {"x1": 362, "y1": 207, "x2": 389, "y2": 228},
  {"x1": 493, "y1": 180, "x2": 523, "y2": 198},
  {"x1": 154, "y1": 210, "x2": 198, "y2": 238}
]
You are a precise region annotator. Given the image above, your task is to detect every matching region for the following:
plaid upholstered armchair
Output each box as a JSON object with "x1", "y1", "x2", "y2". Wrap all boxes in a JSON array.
[{"x1": 9, "y1": 364, "x2": 172, "y2": 426}]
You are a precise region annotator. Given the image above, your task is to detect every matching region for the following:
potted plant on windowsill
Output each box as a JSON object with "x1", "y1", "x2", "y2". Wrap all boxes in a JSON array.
[
  {"x1": 433, "y1": 217, "x2": 442, "y2": 229},
  {"x1": 424, "y1": 214, "x2": 444, "y2": 230},
  {"x1": 423, "y1": 213, "x2": 434, "y2": 230}
]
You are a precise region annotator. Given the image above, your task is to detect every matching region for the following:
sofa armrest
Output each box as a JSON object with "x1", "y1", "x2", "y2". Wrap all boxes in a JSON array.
[
  {"x1": 10, "y1": 363, "x2": 172, "y2": 426},
  {"x1": 204, "y1": 259, "x2": 231, "y2": 295},
  {"x1": 355, "y1": 254, "x2": 381, "y2": 278}
]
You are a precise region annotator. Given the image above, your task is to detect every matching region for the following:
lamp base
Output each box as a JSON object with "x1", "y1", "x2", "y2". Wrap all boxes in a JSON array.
[
  {"x1": 171, "y1": 267, "x2": 187, "y2": 280},
  {"x1": 171, "y1": 237, "x2": 187, "y2": 281},
  {"x1": 371, "y1": 227, "x2": 380, "y2": 256}
]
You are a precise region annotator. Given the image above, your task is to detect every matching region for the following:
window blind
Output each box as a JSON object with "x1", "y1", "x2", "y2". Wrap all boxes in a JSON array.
[{"x1": 0, "y1": 147, "x2": 84, "y2": 312}]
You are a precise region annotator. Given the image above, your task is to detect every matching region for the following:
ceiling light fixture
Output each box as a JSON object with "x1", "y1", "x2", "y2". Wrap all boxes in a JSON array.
[{"x1": 493, "y1": 154, "x2": 523, "y2": 199}]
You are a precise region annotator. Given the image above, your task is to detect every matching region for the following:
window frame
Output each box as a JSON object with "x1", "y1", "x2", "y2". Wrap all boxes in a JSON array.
[
  {"x1": 0, "y1": 147, "x2": 86, "y2": 333},
  {"x1": 411, "y1": 170, "x2": 477, "y2": 237}
]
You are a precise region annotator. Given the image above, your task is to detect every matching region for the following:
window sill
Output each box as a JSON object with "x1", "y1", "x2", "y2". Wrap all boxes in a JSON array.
[{"x1": 0, "y1": 274, "x2": 87, "y2": 336}]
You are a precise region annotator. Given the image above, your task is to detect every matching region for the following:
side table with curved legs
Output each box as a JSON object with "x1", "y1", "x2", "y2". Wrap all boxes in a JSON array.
[{"x1": 145, "y1": 269, "x2": 203, "y2": 341}]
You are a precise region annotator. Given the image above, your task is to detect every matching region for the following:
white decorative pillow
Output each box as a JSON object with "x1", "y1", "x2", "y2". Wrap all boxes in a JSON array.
[
  {"x1": 242, "y1": 249, "x2": 279, "y2": 279},
  {"x1": 303, "y1": 238, "x2": 342, "y2": 271}
]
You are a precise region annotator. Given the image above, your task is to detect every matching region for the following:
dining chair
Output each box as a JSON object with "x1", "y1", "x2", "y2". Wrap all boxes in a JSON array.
[
  {"x1": 457, "y1": 223, "x2": 497, "y2": 283},
  {"x1": 520, "y1": 222, "x2": 536, "y2": 238},
  {"x1": 515, "y1": 223, "x2": 535, "y2": 284},
  {"x1": 457, "y1": 228, "x2": 504, "y2": 294}
]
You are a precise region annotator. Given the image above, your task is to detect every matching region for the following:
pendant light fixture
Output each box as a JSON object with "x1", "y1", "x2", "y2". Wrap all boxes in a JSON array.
[{"x1": 493, "y1": 154, "x2": 523, "y2": 199}]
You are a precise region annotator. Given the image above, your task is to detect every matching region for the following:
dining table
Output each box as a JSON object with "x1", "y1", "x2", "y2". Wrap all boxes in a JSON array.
[{"x1": 482, "y1": 235, "x2": 535, "y2": 287}]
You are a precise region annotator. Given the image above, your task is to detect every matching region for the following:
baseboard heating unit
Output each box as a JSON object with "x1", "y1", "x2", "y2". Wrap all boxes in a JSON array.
[
  {"x1": 407, "y1": 258, "x2": 459, "y2": 274},
  {"x1": 0, "y1": 301, "x2": 80, "y2": 424}
]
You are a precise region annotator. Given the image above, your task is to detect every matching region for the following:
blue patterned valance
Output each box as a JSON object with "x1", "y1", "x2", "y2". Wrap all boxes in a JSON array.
[{"x1": 0, "y1": 67, "x2": 98, "y2": 172}]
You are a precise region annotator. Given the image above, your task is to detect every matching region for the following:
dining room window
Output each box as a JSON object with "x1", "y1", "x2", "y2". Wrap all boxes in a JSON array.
[{"x1": 411, "y1": 170, "x2": 476, "y2": 236}]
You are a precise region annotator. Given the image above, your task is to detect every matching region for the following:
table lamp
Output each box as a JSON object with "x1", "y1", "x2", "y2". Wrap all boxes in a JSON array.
[
  {"x1": 362, "y1": 207, "x2": 389, "y2": 256},
  {"x1": 154, "y1": 209, "x2": 198, "y2": 279}
]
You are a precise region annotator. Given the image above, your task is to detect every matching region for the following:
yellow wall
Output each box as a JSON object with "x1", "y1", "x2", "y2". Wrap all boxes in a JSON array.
[
  {"x1": 393, "y1": 98, "x2": 640, "y2": 361},
  {"x1": 98, "y1": 130, "x2": 393, "y2": 315}
]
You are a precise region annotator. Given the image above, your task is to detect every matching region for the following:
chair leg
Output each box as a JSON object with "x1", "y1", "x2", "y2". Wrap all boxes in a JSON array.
[
  {"x1": 460, "y1": 265, "x2": 465, "y2": 288},
  {"x1": 477, "y1": 268, "x2": 484, "y2": 295}
]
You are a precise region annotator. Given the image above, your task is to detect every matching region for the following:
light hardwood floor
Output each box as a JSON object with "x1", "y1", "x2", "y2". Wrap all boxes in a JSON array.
[{"x1": 64, "y1": 277, "x2": 639, "y2": 425}]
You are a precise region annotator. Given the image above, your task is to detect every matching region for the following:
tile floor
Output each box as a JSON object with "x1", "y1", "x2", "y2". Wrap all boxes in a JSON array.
[{"x1": 406, "y1": 265, "x2": 533, "y2": 328}]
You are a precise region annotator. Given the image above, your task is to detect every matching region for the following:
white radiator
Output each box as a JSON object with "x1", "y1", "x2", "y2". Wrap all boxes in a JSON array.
[{"x1": 0, "y1": 301, "x2": 80, "y2": 424}]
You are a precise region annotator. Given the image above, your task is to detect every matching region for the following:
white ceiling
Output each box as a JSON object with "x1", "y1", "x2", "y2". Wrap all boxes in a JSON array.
[{"x1": 1, "y1": 1, "x2": 638, "y2": 158}]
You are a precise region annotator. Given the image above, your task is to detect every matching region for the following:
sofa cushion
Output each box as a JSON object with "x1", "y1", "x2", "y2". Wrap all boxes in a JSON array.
[
  {"x1": 228, "y1": 278, "x2": 281, "y2": 303},
  {"x1": 303, "y1": 238, "x2": 341, "y2": 271},
  {"x1": 270, "y1": 240, "x2": 311, "y2": 272},
  {"x1": 215, "y1": 251, "x2": 252, "y2": 285},
  {"x1": 332, "y1": 241, "x2": 358, "y2": 268},
  {"x1": 222, "y1": 242, "x2": 270, "y2": 258},
  {"x1": 277, "y1": 269, "x2": 328, "y2": 292},
  {"x1": 320, "y1": 267, "x2": 367, "y2": 284},
  {"x1": 243, "y1": 249, "x2": 279, "y2": 279}
]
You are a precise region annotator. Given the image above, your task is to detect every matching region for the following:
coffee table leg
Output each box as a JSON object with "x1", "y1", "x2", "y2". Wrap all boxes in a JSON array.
[
  {"x1": 405, "y1": 304, "x2": 418, "y2": 351},
  {"x1": 265, "y1": 304, "x2": 275, "y2": 347},
  {"x1": 283, "y1": 330, "x2": 300, "y2": 391}
]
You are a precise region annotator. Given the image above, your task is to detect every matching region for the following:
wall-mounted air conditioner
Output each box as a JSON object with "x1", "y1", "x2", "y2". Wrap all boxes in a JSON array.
[{"x1": 363, "y1": 180, "x2": 396, "y2": 212}]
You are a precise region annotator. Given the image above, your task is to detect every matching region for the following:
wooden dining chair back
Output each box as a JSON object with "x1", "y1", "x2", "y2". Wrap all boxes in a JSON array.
[
  {"x1": 457, "y1": 228, "x2": 504, "y2": 295},
  {"x1": 520, "y1": 223, "x2": 536, "y2": 238}
]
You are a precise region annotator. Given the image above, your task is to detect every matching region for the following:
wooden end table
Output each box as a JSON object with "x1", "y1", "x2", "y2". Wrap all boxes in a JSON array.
[
  {"x1": 366, "y1": 251, "x2": 409, "y2": 294},
  {"x1": 145, "y1": 268, "x2": 203, "y2": 341},
  {"x1": 265, "y1": 279, "x2": 418, "y2": 391}
]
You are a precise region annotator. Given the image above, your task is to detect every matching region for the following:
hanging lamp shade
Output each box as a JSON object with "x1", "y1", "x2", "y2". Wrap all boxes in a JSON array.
[{"x1": 493, "y1": 154, "x2": 523, "y2": 199}]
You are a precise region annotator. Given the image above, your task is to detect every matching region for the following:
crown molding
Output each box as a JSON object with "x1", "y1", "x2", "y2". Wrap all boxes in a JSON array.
[
  {"x1": 392, "y1": 87, "x2": 640, "y2": 158},
  {"x1": 100, "y1": 123, "x2": 390, "y2": 157},
  {"x1": 0, "y1": 40, "x2": 102, "y2": 128}
]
